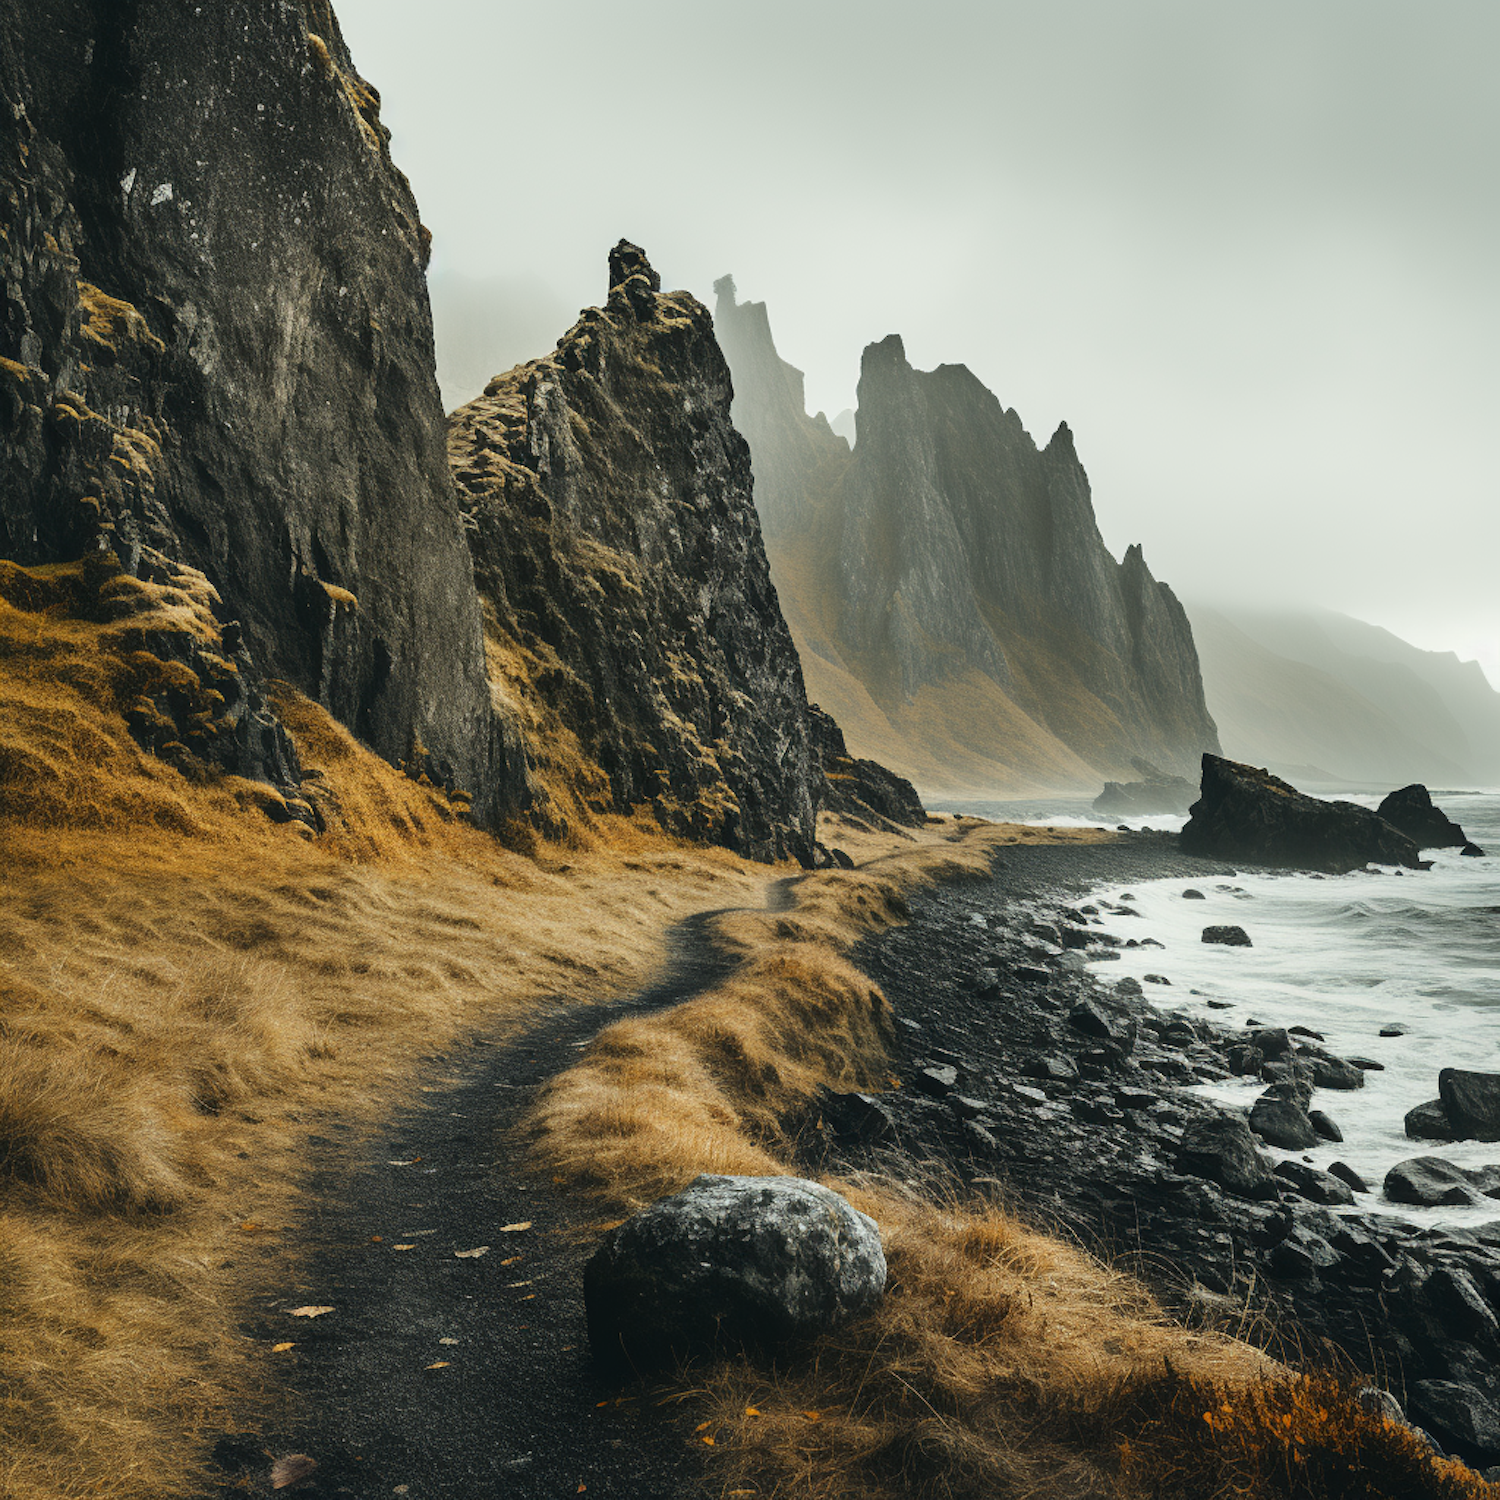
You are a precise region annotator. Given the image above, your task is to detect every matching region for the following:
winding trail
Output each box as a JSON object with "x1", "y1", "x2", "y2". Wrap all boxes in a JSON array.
[{"x1": 214, "y1": 879, "x2": 800, "y2": 1500}]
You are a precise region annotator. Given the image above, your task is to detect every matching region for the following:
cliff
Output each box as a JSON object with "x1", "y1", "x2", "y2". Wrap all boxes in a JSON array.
[
  {"x1": 714, "y1": 281, "x2": 1222, "y2": 797},
  {"x1": 449, "y1": 244, "x2": 822, "y2": 865},
  {"x1": 0, "y1": 0, "x2": 517, "y2": 819}
]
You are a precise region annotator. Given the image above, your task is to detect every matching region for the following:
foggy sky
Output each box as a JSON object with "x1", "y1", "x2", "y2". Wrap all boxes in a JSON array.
[{"x1": 336, "y1": 0, "x2": 1498, "y2": 685}]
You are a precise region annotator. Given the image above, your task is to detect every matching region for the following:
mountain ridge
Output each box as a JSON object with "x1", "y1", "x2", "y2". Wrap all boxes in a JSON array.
[{"x1": 714, "y1": 278, "x2": 1222, "y2": 798}]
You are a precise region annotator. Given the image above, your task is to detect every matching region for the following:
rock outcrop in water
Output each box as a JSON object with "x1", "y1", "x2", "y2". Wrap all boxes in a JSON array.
[
  {"x1": 449, "y1": 244, "x2": 824, "y2": 864},
  {"x1": 0, "y1": 0, "x2": 516, "y2": 818},
  {"x1": 1093, "y1": 758, "x2": 1199, "y2": 816},
  {"x1": 1180, "y1": 754, "x2": 1423, "y2": 873},
  {"x1": 1377, "y1": 784, "x2": 1484, "y2": 855},
  {"x1": 713, "y1": 279, "x2": 1221, "y2": 797}
]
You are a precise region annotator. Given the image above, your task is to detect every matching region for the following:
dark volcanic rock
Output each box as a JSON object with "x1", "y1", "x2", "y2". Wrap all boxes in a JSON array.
[
  {"x1": 584, "y1": 1175, "x2": 885, "y2": 1367},
  {"x1": 1383, "y1": 1156, "x2": 1491, "y2": 1208},
  {"x1": 1406, "y1": 1099, "x2": 1460, "y2": 1142},
  {"x1": 1377, "y1": 784, "x2": 1477, "y2": 851},
  {"x1": 451, "y1": 245, "x2": 822, "y2": 863},
  {"x1": 1440, "y1": 1069, "x2": 1500, "y2": 1142},
  {"x1": 1250, "y1": 1094, "x2": 1320, "y2": 1150},
  {"x1": 1176, "y1": 1111, "x2": 1279, "y2": 1200},
  {"x1": 1093, "y1": 758, "x2": 1199, "y2": 816},
  {"x1": 1180, "y1": 754, "x2": 1424, "y2": 873},
  {"x1": 1273, "y1": 1160, "x2": 1355, "y2": 1206},
  {"x1": 807, "y1": 705, "x2": 925, "y2": 832},
  {"x1": 1202, "y1": 924, "x2": 1253, "y2": 947},
  {"x1": 1409, "y1": 1381, "x2": 1500, "y2": 1463},
  {"x1": 0, "y1": 2, "x2": 514, "y2": 817}
]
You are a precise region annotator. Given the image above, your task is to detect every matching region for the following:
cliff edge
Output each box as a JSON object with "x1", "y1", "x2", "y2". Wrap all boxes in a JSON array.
[{"x1": 0, "y1": 0, "x2": 517, "y2": 818}]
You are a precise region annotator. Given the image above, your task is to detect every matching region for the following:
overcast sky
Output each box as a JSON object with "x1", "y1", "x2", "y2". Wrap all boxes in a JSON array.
[{"x1": 337, "y1": 0, "x2": 1498, "y2": 685}]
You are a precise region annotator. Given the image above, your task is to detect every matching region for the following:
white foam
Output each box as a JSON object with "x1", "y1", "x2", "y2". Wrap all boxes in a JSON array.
[{"x1": 1080, "y1": 791, "x2": 1500, "y2": 1228}]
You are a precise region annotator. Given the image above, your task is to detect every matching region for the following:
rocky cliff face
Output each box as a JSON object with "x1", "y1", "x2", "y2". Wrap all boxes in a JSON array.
[
  {"x1": 714, "y1": 281, "x2": 1221, "y2": 796},
  {"x1": 0, "y1": 0, "x2": 516, "y2": 817},
  {"x1": 449, "y1": 244, "x2": 820, "y2": 864}
]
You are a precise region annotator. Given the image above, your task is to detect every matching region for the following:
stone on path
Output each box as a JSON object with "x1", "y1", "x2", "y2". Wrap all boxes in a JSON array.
[{"x1": 584, "y1": 1175, "x2": 886, "y2": 1366}]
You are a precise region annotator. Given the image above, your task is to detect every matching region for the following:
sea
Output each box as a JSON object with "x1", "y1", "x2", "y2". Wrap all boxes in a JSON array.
[{"x1": 938, "y1": 789, "x2": 1500, "y2": 1229}]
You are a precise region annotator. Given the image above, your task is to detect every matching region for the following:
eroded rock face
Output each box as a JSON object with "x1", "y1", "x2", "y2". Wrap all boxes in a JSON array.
[
  {"x1": 808, "y1": 705, "x2": 926, "y2": 832},
  {"x1": 451, "y1": 244, "x2": 820, "y2": 863},
  {"x1": 1180, "y1": 755, "x2": 1423, "y2": 873},
  {"x1": 583, "y1": 1174, "x2": 886, "y2": 1367},
  {"x1": 0, "y1": 0, "x2": 515, "y2": 816}
]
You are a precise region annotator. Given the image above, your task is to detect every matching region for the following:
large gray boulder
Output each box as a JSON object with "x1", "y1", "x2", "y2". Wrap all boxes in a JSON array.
[
  {"x1": 584, "y1": 1175, "x2": 886, "y2": 1366},
  {"x1": 1180, "y1": 755, "x2": 1423, "y2": 873}
]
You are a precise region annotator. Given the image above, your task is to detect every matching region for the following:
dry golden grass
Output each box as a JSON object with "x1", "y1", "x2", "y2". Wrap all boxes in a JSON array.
[
  {"x1": 0, "y1": 556, "x2": 769, "y2": 1499},
  {"x1": 530, "y1": 824, "x2": 1492, "y2": 1499}
]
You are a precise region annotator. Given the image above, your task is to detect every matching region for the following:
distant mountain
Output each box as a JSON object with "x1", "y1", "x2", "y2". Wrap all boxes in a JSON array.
[
  {"x1": 714, "y1": 278, "x2": 1221, "y2": 797},
  {"x1": 1185, "y1": 603, "x2": 1500, "y2": 786}
]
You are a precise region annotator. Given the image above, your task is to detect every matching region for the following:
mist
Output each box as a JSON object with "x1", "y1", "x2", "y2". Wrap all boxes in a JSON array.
[{"x1": 334, "y1": 0, "x2": 1499, "y2": 685}]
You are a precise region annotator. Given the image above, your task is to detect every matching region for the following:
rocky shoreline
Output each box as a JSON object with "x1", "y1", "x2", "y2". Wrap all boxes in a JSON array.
[{"x1": 807, "y1": 832, "x2": 1500, "y2": 1471}]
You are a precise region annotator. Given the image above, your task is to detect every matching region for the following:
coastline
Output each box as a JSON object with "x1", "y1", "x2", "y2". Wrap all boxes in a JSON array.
[{"x1": 828, "y1": 831, "x2": 1500, "y2": 1468}]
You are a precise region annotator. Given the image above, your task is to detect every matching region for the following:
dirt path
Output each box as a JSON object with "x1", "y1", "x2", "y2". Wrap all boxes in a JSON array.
[{"x1": 210, "y1": 881, "x2": 798, "y2": 1500}]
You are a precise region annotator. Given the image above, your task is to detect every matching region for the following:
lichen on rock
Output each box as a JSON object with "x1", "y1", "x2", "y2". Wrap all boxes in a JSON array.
[{"x1": 450, "y1": 242, "x2": 821, "y2": 864}]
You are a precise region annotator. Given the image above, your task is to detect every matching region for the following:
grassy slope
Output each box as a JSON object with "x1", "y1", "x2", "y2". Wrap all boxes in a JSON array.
[{"x1": 0, "y1": 559, "x2": 764, "y2": 1499}]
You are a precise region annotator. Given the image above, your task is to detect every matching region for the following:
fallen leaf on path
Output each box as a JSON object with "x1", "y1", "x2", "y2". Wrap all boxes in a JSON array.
[
  {"x1": 424, "y1": 1361, "x2": 450, "y2": 1370},
  {"x1": 271, "y1": 1454, "x2": 318, "y2": 1490},
  {"x1": 369, "y1": 1235, "x2": 382, "y2": 1243},
  {"x1": 271, "y1": 1342, "x2": 295, "y2": 1353},
  {"x1": 454, "y1": 1246, "x2": 489, "y2": 1259},
  {"x1": 238, "y1": 1220, "x2": 271, "y2": 1233},
  {"x1": 498, "y1": 1221, "x2": 532, "y2": 1233},
  {"x1": 287, "y1": 1306, "x2": 334, "y2": 1319},
  {"x1": 392, "y1": 1244, "x2": 416, "y2": 1252},
  {"x1": 701, "y1": 1435, "x2": 715, "y2": 1446},
  {"x1": 693, "y1": 1422, "x2": 711, "y2": 1433},
  {"x1": 744, "y1": 1406, "x2": 761, "y2": 1416},
  {"x1": 803, "y1": 1411, "x2": 822, "y2": 1422}
]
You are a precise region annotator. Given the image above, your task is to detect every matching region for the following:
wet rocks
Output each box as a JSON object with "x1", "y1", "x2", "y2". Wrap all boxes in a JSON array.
[
  {"x1": 1180, "y1": 754, "x2": 1424, "y2": 873},
  {"x1": 1383, "y1": 1157, "x2": 1499, "y2": 1208},
  {"x1": 584, "y1": 1175, "x2": 886, "y2": 1366},
  {"x1": 1176, "y1": 1112, "x2": 1279, "y2": 1200},
  {"x1": 1440, "y1": 1069, "x2": 1500, "y2": 1142},
  {"x1": 1377, "y1": 784, "x2": 1481, "y2": 853},
  {"x1": 1202, "y1": 925, "x2": 1252, "y2": 947},
  {"x1": 1250, "y1": 1093, "x2": 1320, "y2": 1150},
  {"x1": 1273, "y1": 1161, "x2": 1356, "y2": 1206},
  {"x1": 1409, "y1": 1381, "x2": 1500, "y2": 1464},
  {"x1": 1406, "y1": 1100, "x2": 1460, "y2": 1142}
]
